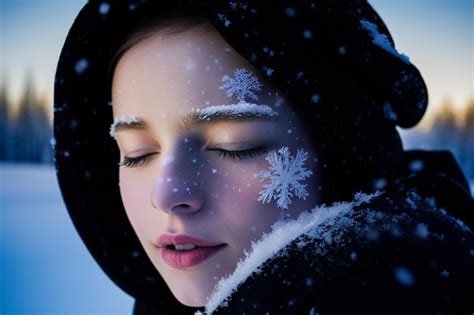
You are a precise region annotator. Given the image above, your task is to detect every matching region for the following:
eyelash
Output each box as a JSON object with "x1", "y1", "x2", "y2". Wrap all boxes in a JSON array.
[
  {"x1": 118, "y1": 153, "x2": 157, "y2": 168},
  {"x1": 118, "y1": 146, "x2": 269, "y2": 168},
  {"x1": 211, "y1": 146, "x2": 269, "y2": 160}
]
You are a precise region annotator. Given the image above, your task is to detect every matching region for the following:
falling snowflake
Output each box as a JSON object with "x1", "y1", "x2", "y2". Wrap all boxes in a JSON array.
[
  {"x1": 255, "y1": 146, "x2": 313, "y2": 209},
  {"x1": 219, "y1": 68, "x2": 263, "y2": 102}
]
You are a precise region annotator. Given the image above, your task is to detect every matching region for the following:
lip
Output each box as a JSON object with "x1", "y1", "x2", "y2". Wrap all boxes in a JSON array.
[
  {"x1": 155, "y1": 233, "x2": 227, "y2": 269},
  {"x1": 156, "y1": 233, "x2": 224, "y2": 248},
  {"x1": 160, "y1": 244, "x2": 226, "y2": 269}
]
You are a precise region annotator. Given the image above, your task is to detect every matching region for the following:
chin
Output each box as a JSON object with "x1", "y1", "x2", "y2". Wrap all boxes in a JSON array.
[
  {"x1": 173, "y1": 290, "x2": 207, "y2": 308},
  {"x1": 165, "y1": 274, "x2": 214, "y2": 307}
]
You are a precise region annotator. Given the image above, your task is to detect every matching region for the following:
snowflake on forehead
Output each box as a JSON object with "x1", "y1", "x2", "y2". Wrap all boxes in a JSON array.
[
  {"x1": 219, "y1": 68, "x2": 263, "y2": 102},
  {"x1": 255, "y1": 146, "x2": 313, "y2": 209}
]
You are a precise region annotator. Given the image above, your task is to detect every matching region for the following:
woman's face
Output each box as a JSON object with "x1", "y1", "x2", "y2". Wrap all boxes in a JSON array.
[{"x1": 112, "y1": 22, "x2": 321, "y2": 307}]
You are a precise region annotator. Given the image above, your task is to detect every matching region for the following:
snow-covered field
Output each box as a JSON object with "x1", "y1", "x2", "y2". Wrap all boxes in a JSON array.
[{"x1": 0, "y1": 163, "x2": 134, "y2": 315}]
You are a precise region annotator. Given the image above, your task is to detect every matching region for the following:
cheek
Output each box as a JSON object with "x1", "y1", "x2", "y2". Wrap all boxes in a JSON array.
[
  {"x1": 119, "y1": 172, "x2": 152, "y2": 235},
  {"x1": 212, "y1": 161, "x2": 284, "y2": 242}
]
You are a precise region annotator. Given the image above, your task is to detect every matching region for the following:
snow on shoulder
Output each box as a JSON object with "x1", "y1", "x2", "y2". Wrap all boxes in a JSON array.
[{"x1": 199, "y1": 191, "x2": 381, "y2": 315}]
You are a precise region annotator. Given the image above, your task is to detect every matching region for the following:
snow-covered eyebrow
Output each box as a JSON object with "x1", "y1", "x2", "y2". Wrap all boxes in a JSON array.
[
  {"x1": 182, "y1": 103, "x2": 279, "y2": 128},
  {"x1": 109, "y1": 115, "x2": 146, "y2": 138}
]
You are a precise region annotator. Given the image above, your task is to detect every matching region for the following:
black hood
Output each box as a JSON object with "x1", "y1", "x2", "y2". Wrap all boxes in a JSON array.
[{"x1": 53, "y1": 0, "x2": 434, "y2": 312}]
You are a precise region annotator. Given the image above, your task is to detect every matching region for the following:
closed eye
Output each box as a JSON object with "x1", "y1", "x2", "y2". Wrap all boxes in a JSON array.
[
  {"x1": 209, "y1": 146, "x2": 269, "y2": 160},
  {"x1": 118, "y1": 146, "x2": 270, "y2": 168},
  {"x1": 118, "y1": 152, "x2": 158, "y2": 168}
]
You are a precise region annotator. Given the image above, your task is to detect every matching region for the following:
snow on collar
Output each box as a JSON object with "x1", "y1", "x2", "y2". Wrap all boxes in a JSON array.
[{"x1": 198, "y1": 191, "x2": 382, "y2": 315}]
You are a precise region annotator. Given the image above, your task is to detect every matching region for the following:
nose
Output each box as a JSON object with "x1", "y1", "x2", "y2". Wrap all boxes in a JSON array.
[{"x1": 150, "y1": 153, "x2": 205, "y2": 215}]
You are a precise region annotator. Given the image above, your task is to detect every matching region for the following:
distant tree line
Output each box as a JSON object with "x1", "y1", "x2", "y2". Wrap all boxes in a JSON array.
[
  {"x1": 403, "y1": 97, "x2": 474, "y2": 181},
  {"x1": 0, "y1": 73, "x2": 53, "y2": 164}
]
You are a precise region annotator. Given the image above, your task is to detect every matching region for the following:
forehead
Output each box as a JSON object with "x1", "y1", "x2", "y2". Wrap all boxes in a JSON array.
[{"x1": 112, "y1": 22, "x2": 262, "y2": 110}]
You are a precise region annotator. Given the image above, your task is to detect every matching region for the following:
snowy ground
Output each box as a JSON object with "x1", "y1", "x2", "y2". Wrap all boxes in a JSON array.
[{"x1": 0, "y1": 163, "x2": 134, "y2": 315}]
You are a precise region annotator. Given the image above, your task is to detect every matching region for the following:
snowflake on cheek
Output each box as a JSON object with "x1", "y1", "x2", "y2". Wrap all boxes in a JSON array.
[{"x1": 255, "y1": 146, "x2": 314, "y2": 210}]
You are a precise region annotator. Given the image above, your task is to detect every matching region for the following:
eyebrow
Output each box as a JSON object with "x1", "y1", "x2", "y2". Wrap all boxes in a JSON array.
[
  {"x1": 110, "y1": 103, "x2": 279, "y2": 138},
  {"x1": 109, "y1": 115, "x2": 146, "y2": 138},
  {"x1": 184, "y1": 103, "x2": 279, "y2": 127}
]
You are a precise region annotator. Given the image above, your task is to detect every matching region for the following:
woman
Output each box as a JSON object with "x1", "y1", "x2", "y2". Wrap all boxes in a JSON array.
[{"x1": 54, "y1": 0, "x2": 474, "y2": 314}]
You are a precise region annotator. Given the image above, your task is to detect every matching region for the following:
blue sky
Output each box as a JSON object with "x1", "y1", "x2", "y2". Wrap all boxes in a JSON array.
[{"x1": 0, "y1": 0, "x2": 472, "y2": 127}]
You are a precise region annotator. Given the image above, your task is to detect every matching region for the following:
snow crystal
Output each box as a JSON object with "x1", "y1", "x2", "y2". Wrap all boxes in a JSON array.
[
  {"x1": 50, "y1": 137, "x2": 56, "y2": 149},
  {"x1": 360, "y1": 20, "x2": 410, "y2": 64},
  {"x1": 440, "y1": 270, "x2": 449, "y2": 278},
  {"x1": 185, "y1": 59, "x2": 196, "y2": 71},
  {"x1": 220, "y1": 68, "x2": 262, "y2": 102},
  {"x1": 350, "y1": 251, "x2": 358, "y2": 261},
  {"x1": 217, "y1": 13, "x2": 231, "y2": 27},
  {"x1": 255, "y1": 146, "x2": 313, "y2": 209},
  {"x1": 383, "y1": 101, "x2": 398, "y2": 122},
  {"x1": 409, "y1": 159, "x2": 424, "y2": 173},
  {"x1": 305, "y1": 277, "x2": 314, "y2": 287},
  {"x1": 373, "y1": 177, "x2": 387, "y2": 190},
  {"x1": 414, "y1": 223, "x2": 429, "y2": 239},
  {"x1": 194, "y1": 102, "x2": 278, "y2": 120},
  {"x1": 285, "y1": 7, "x2": 296, "y2": 17},
  {"x1": 470, "y1": 249, "x2": 474, "y2": 257},
  {"x1": 394, "y1": 266, "x2": 415, "y2": 287},
  {"x1": 228, "y1": 2, "x2": 237, "y2": 10},
  {"x1": 201, "y1": 192, "x2": 381, "y2": 315},
  {"x1": 405, "y1": 195, "x2": 417, "y2": 210},
  {"x1": 337, "y1": 46, "x2": 347, "y2": 55},
  {"x1": 303, "y1": 29, "x2": 313, "y2": 40},
  {"x1": 262, "y1": 47, "x2": 275, "y2": 57},
  {"x1": 262, "y1": 66, "x2": 274, "y2": 77},
  {"x1": 109, "y1": 115, "x2": 140, "y2": 138},
  {"x1": 454, "y1": 217, "x2": 472, "y2": 233},
  {"x1": 75, "y1": 58, "x2": 89, "y2": 74},
  {"x1": 311, "y1": 94, "x2": 320, "y2": 104},
  {"x1": 364, "y1": 226, "x2": 380, "y2": 241},
  {"x1": 425, "y1": 197, "x2": 436, "y2": 208},
  {"x1": 99, "y1": 2, "x2": 110, "y2": 15},
  {"x1": 131, "y1": 251, "x2": 140, "y2": 258}
]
